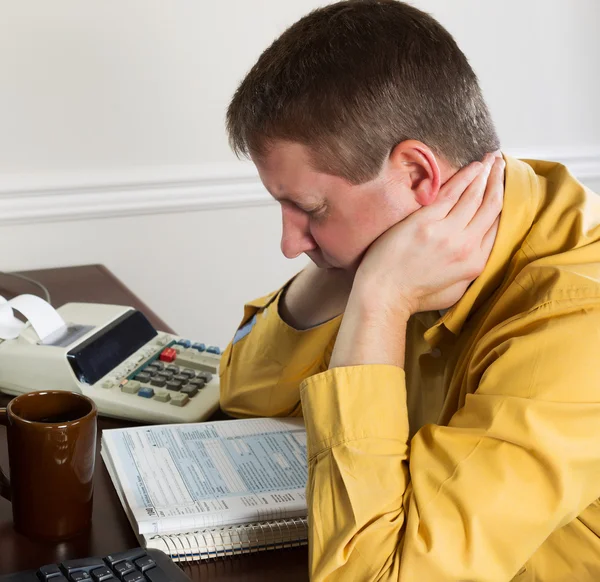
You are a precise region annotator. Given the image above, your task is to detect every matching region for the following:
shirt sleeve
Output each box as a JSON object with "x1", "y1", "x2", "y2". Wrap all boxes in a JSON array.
[
  {"x1": 219, "y1": 281, "x2": 342, "y2": 418},
  {"x1": 300, "y1": 303, "x2": 600, "y2": 581}
]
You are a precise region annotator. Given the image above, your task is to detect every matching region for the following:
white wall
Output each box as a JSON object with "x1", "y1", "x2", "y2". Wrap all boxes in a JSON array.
[{"x1": 0, "y1": 0, "x2": 599, "y2": 346}]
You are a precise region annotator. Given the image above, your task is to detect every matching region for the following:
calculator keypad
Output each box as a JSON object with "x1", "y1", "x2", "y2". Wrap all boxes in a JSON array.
[{"x1": 112, "y1": 337, "x2": 221, "y2": 408}]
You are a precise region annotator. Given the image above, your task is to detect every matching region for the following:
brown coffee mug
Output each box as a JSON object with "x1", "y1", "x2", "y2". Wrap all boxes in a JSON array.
[{"x1": 0, "y1": 390, "x2": 97, "y2": 541}]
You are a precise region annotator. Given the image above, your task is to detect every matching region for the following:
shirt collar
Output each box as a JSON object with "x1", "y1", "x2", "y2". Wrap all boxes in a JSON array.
[{"x1": 423, "y1": 154, "x2": 543, "y2": 346}]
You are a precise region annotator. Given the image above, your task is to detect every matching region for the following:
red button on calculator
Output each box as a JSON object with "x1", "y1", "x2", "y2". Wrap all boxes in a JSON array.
[{"x1": 159, "y1": 347, "x2": 177, "y2": 363}]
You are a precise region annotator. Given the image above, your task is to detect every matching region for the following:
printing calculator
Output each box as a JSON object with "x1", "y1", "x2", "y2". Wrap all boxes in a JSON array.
[{"x1": 0, "y1": 302, "x2": 222, "y2": 424}]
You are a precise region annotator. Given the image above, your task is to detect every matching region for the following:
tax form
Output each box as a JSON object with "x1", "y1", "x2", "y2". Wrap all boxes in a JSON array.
[{"x1": 101, "y1": 417, "x2": 307, "y2": 535}]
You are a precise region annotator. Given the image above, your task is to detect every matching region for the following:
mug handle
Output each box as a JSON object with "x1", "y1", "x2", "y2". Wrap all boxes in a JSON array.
[{"x1": 0, "y1": 408, "x2": 11, "y2": 500}]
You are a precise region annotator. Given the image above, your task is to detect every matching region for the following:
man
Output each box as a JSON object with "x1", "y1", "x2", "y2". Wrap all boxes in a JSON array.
[{"x1": 221, "y1": 1, "x2": 600, "y2": 580}]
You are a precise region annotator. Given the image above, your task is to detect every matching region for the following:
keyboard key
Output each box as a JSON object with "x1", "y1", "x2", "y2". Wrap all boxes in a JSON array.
[
  {"x1": 165, "y1": 380, "x2": 181, "y2": 391},
  {"x1": 188, "y1": 378, "x2": 206, "y2": 389},
  {"x1": 151, "y1": 360, "x2": 165, "y2": 369},
  {"x1": 197, "y1": 371, "x2": 213, "y2": 383},
  {"x1": 138, "y1": 387, "x2": 155, "y2": 399},
  {"x1": 38, "y1": 565, "x2": 62, "y2": 581},
  {"x1": 111, "y1": 562, "x2": 134, "y2": 579},
  {"x1": 150, "y1": 377, "x2": 166, "y2": 388},
  {"x1": 159, "y1": 348, "x2": 176, "y2": 363},
  {"x1": 180, "y1": 369, "x2": 195, "y2": 378},
  {"x1": 172, "y1": 374, "x2": 188, "y2": 383},
  {"x1": 206, "y1": 346, "x2": 221, "y2": 355},
  {"x1": 192, "y1": 343, "x2": 206, "y2": 352},
  {"x1": 69, "y1": 573, "x2": 90, "y2": 582},
  {"x1": 133, "y1": 558, "x2": 155, "y2": 573},
  {"x1": 153, "y1": 391, "x2": 171, "y2": 403},
  {"x1": 134, "y1": 372, "x2": 151, "y2": 384},
  {"x1": 180, "y1": 385, "x2": 198, "y2": 398},
  {"x1": 170, "y1": 393, "x2": 189, "y2": 407},
  {"x1": 122, "y1": 573, "x2": 144, "y2": 582},
  {"x1": 121, "y1": 382, "x2": 141, "y2": 395},
  {"x1": 90, "y1": 568, "x2": 113, "y2": 582},
  {"x1": 165, "y1": 365, "x2": 180, "y2": 374},
  {"x1": 176, "y1": 339, "x2": 191, "y2": 348},
  {"x1": 105, "y1": 550, "x2": 147, "y2": 567},
  {"x1": 61, "y1": 559, "x2": 105, "y2": 574}
]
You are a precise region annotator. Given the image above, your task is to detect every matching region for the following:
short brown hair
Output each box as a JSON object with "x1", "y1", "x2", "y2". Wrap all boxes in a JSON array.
[{"x1": 226, "y1": 0, "x2": 500, "y2": 184}]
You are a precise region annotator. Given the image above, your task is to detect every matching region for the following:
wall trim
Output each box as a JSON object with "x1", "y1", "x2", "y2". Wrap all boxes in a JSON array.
[
  {"x1": 0, "y1": 151, "x2": 599, "y2": 226},
  {"x1": 0, "y1": 162, "x2": 270, "y2": 226}
]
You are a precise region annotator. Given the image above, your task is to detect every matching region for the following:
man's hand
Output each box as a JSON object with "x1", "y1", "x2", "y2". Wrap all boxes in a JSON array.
[
  {"x1": 355, "y1": 154, "x2": 504, "y2": 316},
  {"x1": 329, "y1": 154, "x2": 505, "y2": 368}
]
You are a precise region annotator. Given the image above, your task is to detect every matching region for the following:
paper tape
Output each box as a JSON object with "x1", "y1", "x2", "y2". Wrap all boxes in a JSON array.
[
  {"x1": 0, "y1": 294, "x2": 66, "y2": 341},
  {"x1": 0, "y1": 295, "x2": 25, "y2": 339}
]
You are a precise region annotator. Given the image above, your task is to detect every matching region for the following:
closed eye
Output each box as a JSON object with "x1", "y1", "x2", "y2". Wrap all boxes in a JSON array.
[
  {"x1": 306, "y1": 205, "x2": 329, "y2": 221},
  {"x1": 280, "y1": 198, "x2": 329, "y2": 221}
]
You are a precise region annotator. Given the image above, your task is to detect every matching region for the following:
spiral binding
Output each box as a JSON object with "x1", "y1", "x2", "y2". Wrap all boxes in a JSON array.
[{"x1": 150, "y1": 517, "x2": 308, "y2": 563}]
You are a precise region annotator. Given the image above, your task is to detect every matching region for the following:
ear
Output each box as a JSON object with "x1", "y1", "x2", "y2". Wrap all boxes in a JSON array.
[{"x1": 388, "y1": 140, "x2": 441, "y2": 206}]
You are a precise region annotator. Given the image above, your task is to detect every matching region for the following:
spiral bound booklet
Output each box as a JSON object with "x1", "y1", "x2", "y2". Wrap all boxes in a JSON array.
[{"x1": 100, "y1": 417, "x2": 308, "y2": 562}]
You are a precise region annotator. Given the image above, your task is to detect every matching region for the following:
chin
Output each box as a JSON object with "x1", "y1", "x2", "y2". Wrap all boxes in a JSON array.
[
  {"x1": 308, "y1": 250, "x2": 359, "y2": 271},
  {"x1": 309, "y1": 255, "x2": 331, "y2": 269},
  {"x1": 316, "y1": 258, "x2": 355, "y2": 272},
  {"x1": 328, "y1": 258, "x2": 363, "y2": 273}
]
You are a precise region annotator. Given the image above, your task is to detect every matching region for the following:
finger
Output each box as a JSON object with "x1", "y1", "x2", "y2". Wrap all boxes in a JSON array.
[
  {"x1": 466, "y1": 157, "x2": 505, "y2": 236},
  {"x1": 429, "y1": 160, "x2": 485, "y2": 218},
  {"x1": 480, "y1": 216, "x2": 500, "y2": 257},
  {"x1": 445, "y1": 155, "x2": 495, "y2": 228},
  {"x1": 421, "y1": 279, "x2": 472, "y2": 312}
]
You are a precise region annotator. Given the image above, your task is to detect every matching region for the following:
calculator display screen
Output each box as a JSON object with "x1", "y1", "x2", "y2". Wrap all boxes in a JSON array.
[{"x1": 67, "y1": 310, "x2": 158, "y2": 384}]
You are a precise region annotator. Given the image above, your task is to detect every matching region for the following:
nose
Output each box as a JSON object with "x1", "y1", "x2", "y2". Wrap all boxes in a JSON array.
[{"x1": 280, "y1": 205, "x2": 317, "y2": 259}]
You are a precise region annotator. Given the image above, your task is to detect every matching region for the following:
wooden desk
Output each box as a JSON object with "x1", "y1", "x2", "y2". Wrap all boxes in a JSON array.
[{"x1": 0, "y1": 265, "x2": 308, "y2": 581}]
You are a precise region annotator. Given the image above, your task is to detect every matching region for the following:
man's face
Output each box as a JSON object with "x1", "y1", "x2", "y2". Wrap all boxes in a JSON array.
[{"x1": 254, "y1": 141, "x2": 423, "y2": 271}]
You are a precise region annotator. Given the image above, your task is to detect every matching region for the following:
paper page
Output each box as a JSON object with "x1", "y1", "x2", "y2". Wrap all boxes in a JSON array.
[{"x1": 102, "y1": 417, "x2": 307, "y2": 535}]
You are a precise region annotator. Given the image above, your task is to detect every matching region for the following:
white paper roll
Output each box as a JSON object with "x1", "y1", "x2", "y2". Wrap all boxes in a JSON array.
[
  {"x1": 0, "y1": 294, "x2": 66, "y2": 341},
  {"x1": 0, "y1": 295, "x2": 25, "y2": 339}
]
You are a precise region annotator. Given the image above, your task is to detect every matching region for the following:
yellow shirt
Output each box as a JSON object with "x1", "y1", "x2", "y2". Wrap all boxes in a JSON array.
[{"x1": 220, "y1": 155, "x2": 600, "y2": 581}]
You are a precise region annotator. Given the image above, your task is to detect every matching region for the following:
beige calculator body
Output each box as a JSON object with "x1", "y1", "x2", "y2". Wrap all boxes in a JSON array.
[{"x1": 0, "y1": 302, "x2": 221, "y2": 424}]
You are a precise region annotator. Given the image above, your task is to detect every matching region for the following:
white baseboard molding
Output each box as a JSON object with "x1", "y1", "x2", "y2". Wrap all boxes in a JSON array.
[{"x1": 0, "y1": 151, "x2": 598, "y2": 226}]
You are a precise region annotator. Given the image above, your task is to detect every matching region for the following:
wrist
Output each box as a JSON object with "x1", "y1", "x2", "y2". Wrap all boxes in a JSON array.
[
  {"x1": 351, "y1": 274, "x2": 414, "y2": 321},
  {"x1": 329, "y1": 285, "x2": 410, "y2": 369}
]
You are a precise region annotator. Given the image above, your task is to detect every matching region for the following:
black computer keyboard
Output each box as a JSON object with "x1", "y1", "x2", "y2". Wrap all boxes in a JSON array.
[{"x1": 0, "y1": 549, "x2": 191, "y2": 582}]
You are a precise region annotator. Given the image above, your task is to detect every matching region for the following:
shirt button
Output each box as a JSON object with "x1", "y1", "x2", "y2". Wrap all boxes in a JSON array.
[{"x1": 430, "y1": 348, "x2": 442, "y2": 358}]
